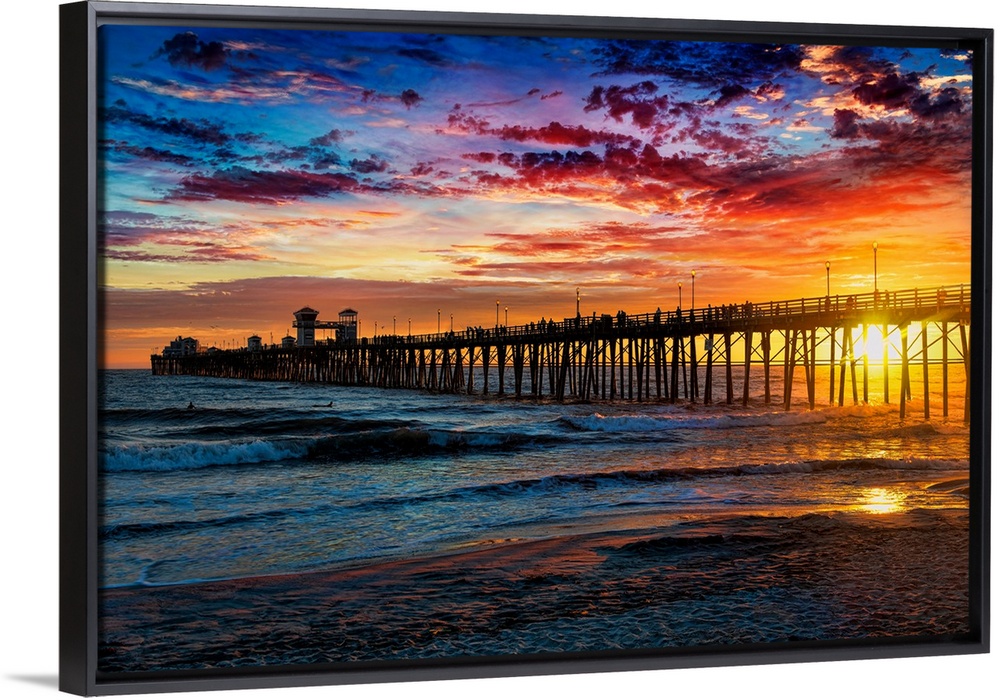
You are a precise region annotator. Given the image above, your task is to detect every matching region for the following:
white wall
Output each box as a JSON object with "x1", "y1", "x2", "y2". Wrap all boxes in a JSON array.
[{"x1": 2, "y1": 2, "x2": 994, "y2": 699}]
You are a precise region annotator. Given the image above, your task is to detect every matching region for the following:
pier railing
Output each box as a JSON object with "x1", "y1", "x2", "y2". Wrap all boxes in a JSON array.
[{"x1": 365, "y1": 283, "x2": 968, "y2": 346}]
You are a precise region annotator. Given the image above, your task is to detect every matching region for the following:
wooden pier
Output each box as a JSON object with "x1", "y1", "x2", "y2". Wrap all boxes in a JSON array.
[{"x1": 152, "y1": 284, "x2": 972, "y2": 421}]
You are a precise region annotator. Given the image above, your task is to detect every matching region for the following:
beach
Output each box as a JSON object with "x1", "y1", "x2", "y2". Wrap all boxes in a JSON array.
[{"x1": 99, "y1": 506, "x2": 969, "y2": 672}]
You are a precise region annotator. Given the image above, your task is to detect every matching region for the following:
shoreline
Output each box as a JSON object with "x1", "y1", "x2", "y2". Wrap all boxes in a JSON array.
[{"x1": 99, "y1": 469, "x2": 971, "y2": 591}]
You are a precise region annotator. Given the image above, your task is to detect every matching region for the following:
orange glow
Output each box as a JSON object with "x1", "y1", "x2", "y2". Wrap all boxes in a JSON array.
[
  {"x1": 858, "y1": 327, "x2": 902, "y2": 363},
  {"x1": 855, "y1": 488, "x2": 906, "y2": 515}
]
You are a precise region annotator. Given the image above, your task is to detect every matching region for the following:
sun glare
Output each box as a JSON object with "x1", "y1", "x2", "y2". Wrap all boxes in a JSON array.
[
  {"x1": 856, "y1": 326, "x2": 902, "y2": 362},
  {"x1": 856, "y1": 488, "x2": 906, "y2": 515}
]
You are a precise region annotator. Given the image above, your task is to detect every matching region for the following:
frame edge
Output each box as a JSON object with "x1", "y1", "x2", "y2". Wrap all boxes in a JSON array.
[
  {"x1": 969, "y1": 24, "x2": 993, "y2": 656},
  {"x1": 60, "y1": 1, "x2": 97, "y2": 696},
  {"x1": 65, "y1": 2, "x2": 994, "y2": 695}
]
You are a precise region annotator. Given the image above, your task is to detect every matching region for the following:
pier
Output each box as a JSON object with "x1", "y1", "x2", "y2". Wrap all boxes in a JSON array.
[{"x1": 152, "y1": 284, "x2": 972, "y2": 421}]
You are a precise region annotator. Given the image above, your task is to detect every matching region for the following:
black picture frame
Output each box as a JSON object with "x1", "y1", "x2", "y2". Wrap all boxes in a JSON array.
[{"x1": 60, "y1": 1, "x2": 992, "y2": 696}]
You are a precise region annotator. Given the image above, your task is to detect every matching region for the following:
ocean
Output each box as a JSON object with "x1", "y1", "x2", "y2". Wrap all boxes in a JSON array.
[{"x1": 97, "y1": 366, "x2": 972, "y2": 672}]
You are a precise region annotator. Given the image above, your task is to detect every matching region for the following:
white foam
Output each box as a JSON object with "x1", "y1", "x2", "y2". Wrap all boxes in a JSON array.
[{"x1": 100, "y1": 438, "x2": 313, "y2": 472}]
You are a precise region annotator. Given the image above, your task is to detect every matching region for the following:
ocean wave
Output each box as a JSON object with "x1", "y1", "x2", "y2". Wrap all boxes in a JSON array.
[
  {"x1": 884, "y1": 422, "x2": 971, "y2": 438},
  {"x1": 102, "y1": 405, "x2": 416, "y2": 435},
  {"x1": 308, "y1": 427, "x2": 548, "y2": 459},
  {"x1": 101, "y1": 505, "x2": 315, "y2": 541},
  {"x1": 101, "y1": 406, "x2": 281, "y2": 424},
  {"x1": 169, "y1": 415, "x2": 415, "y2": 439},
  {"x1": 100, "y1": 426, "x2": 551, "y2": 473},
  {"x1": 560, "y1": 410, "x2": 828, "y2": 433},
  {"x1": 100, "y1": 438, "x2": 313, "y2": 472},
  {"x1": 359, "y1": 456, "x2": 968, "y2": 510}
]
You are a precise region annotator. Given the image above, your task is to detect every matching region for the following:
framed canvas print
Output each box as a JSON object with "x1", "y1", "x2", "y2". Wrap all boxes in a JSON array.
[{"x1": 59, "y1": 1, "x2": 991, "y2": 696}]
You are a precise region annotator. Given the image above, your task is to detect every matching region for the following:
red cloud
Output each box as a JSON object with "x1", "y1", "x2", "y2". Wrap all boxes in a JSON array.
[
  {"x1": 493, "y1": 122, "x2": 640, "y2": 149},
  {"x1": 584, "y1": 82, "x2": 670, "y2": 129},
  {"x1": 462, "y1": 152, "x2": 497, "y2": 163},
  {"x1": 168, "y1": 167, "x2": 363, "y2": 204}
]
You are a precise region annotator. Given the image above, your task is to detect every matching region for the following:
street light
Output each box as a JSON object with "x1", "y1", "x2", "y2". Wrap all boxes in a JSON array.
[
  {"x1": 677, "y1": 282, "x2": 682, "y2": 308},
  {"x1": 576, "y1": 287, "x2": 580, "y2": 316},
  {"x1": 691, "y1": 270, "x2": 696, "y2": 309},
  {"x1": 408, "y1": 318, "x2": 411, "y2": 335},
  {"x1": 437, "y1": 308, "x2": 441, "y2": 334},
  {"x1": 496, "y1": 299, "x2": 500, "y2": 327},
  {"x1": 873, "y1": 241, "x2": 878, "y2": 292},
  {"x1": 450, "y1": 313, "x2": 453, "y2": 332},
  {"x1": 825, "y1": 261, "x2": 831, "y2": 296},
  {"x1": 393, "y1": 316, "x2": 396, "y2": 335},
  {"x1": 505, "y1": 306, "x2": 509, "y2": 326}
]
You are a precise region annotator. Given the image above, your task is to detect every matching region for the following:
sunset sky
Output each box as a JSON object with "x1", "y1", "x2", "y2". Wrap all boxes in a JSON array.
[{"x1": 98, "y1": 23, "x2": 974, "y2": 367}]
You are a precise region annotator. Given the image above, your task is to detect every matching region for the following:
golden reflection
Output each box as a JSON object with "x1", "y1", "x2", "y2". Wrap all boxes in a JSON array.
[{"x1": 856, "y1": 487, "x2": 906, "y2": 514}]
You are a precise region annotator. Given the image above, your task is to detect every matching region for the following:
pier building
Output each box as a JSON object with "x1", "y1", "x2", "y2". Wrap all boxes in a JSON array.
[
  {"x1": 293, "y1": 307, "x2": 320, "y2": 347},
  {"x1": 292, "y1": 307, "x2": 359, "y2": 346},
  {"x1": 161, "y1": 336, "x2": 200, "y2": 357}
]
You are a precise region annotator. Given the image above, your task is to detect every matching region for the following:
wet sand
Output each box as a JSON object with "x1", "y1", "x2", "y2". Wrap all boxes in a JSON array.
[{"x1": 99, "y1": 507, "x2": 970, "y2": 674}]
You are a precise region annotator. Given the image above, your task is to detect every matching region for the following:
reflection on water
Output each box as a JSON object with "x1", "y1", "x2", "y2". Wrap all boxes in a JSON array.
[{"x1": 855, "y1": 487, "x2": 907, "y2": 514}]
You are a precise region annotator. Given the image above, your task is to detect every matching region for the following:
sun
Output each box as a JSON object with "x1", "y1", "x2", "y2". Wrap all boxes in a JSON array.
[{"x1": 857, "y1": 326, "x2": 903, "y2": 362}]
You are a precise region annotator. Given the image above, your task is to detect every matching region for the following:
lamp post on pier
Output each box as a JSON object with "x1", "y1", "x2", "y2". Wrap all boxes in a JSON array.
[
  {"x1": 450, "y1": 313, "x2": 453, "y2": 332},
  {"x1": 826, "y1": 261, "x2": 831, "y2": 296},
  {"x1": 437, "y1": 308, "x2": 441, "y2": 334},
  {"x1": 691, "y1": 270, "x2": 696, "y2": 310},
  {"x1": 576, "y1": 287, "x2": 580, "y2": 317},
  {"x1": 408, "y1": 318, "x2": 411, "y2": 336},
  {"x1": 677, "y1": 282, "x2": 682, "y2": 308},
  {"x1": 873, "y1": 242, "x2": 878, "y2": 292},
  {"x1": 496, "y1": 300, "x2": 500, "y2": 328},
  {"x1": 393, "y1": 316, "x2": 396, "y2": 335},
  {"x1": 505, "y1": 306, "x2": 509, "y2": 326}
]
